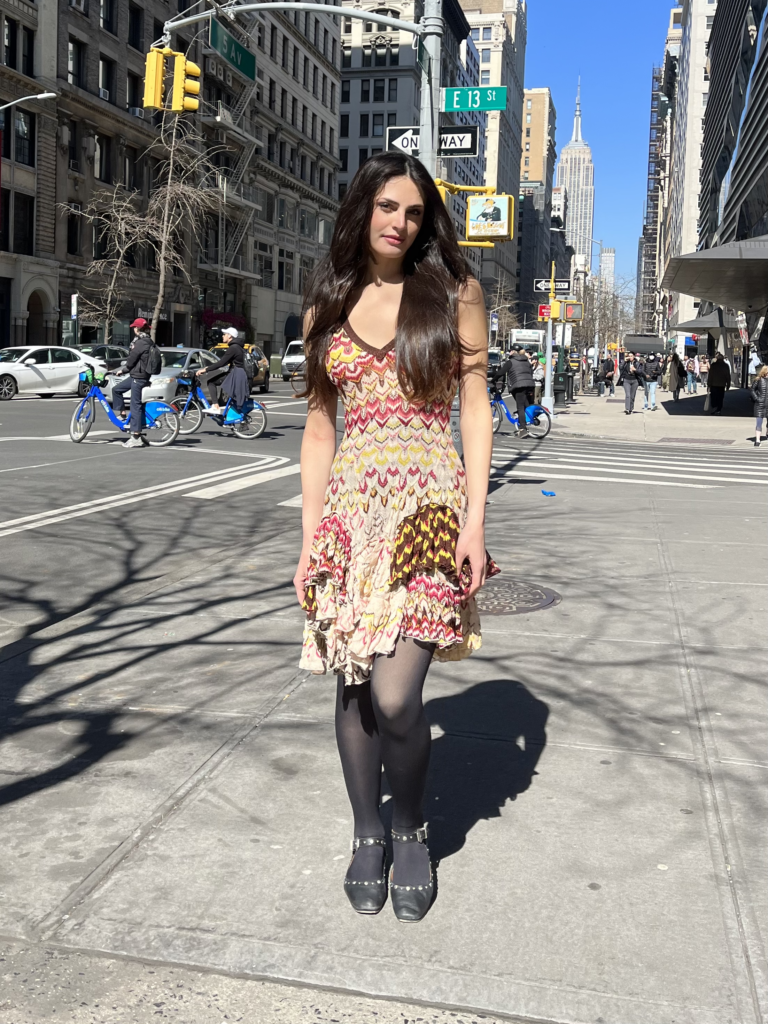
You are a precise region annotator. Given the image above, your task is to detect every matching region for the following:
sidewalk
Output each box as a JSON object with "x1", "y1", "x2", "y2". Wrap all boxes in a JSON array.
[
  {"x1": 552, "y1": 386, "x2": 756, "y2": 443},
  {"x1": 0, "y1": 473, "x2": 766, "y2": 1023}
]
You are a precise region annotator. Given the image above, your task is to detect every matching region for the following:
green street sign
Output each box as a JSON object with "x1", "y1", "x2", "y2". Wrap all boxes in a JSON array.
[
  {"x1": 441, "y1": 86, "x2": 508, "y2": 112},
  {"x1": 209, "y1": 18, "x2": 256, "y2": 81}
]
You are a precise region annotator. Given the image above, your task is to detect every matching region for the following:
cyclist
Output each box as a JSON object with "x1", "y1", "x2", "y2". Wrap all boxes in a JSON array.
[
  {"x1": 112, "y1": 318, "x2": 156, "y2": 448},
  {"x1": 492, "y1": 344, "x2": 535, "y2": 438},
  {"x1": 196, "y1": 327, "x2": 249, "y2": 414}
]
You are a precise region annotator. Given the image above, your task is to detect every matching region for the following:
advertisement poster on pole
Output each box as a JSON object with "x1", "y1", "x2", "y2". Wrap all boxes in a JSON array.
[{"x1": 466, "y1": 195, "x2": 513, "y2": 241}]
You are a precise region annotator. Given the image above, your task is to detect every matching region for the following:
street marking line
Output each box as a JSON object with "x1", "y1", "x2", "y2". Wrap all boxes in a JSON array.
[
  {"x1": 185, "y1": 463, "x2": 301, "y2": 498},
  {"x1": 495, "y1": 441, "x2": 765, "y2": 469},
  {"x1": 496, "y1": 469, "x2": 717, "y2": 489},
  {"x1": 0, "y1": 457, "x2": 288, "y2": 537},
  {"x1": 493, "y1": 449, "x2": 768, "y2": 473},
  {"x1": 277, "y1": 493, "x2": 303, "y2": 507},
  {"x1": 261, "y1": 399, "x2": 309, "y2": 409},
  {"x1": 491, "y1": 459, "x2": 765, "y2": 485},
  {"x1": 0, "y1": 453, "x2": 114, "y2": 474}
]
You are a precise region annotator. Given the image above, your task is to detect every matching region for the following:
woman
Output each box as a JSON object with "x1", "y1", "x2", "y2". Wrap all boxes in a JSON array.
[
  {"x1": 750, "y1": 364, "x2": 768, "y2": 446},
  {"x1": 531, "y1": 352, "x2": 545, "y2": 404},
  {"x1": 618, "y1": 351, "x2": 641, "y2": 414},
  {"x1": 294, "y1": 153, "x2": 498, "y2": 923},
  {"x1": 669, "y1": 352, "x2": 685, "y2": 401},
  {"x1": 708, "y1": 352, "x2": 731, "y2": 414},
  {"x1": 699, "y1": 354, "x2": 710, "y2": 390},
  {"x1": 196, "y1": 328, "x2": 249, "y2": 414}
]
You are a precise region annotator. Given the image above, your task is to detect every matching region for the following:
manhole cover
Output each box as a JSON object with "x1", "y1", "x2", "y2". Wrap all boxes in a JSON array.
[{"x1": 477, "y1": 577, "x2": 562, "y2": 616}]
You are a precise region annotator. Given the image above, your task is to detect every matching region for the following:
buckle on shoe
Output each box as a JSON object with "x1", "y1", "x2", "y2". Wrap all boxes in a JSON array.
[{"x1": 415, "y1": 825, "x2": 429, "y2": 843}]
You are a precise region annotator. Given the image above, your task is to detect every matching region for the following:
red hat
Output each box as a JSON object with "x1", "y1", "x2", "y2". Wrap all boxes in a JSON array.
[{"x1": 130, "y1": 317, "x2": 148, "y2": 328}]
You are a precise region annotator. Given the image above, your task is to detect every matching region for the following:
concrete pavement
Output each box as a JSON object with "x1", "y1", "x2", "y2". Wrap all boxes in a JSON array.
[{"x1": 0, "y1": 396, "x2": 766, "y2": 1024}]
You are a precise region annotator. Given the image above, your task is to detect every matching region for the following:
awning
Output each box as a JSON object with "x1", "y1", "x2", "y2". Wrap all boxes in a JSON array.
[
  {"x1": 662, "y1": 235, "x2": 768, "y2": 312},
  {"x1": 672, "y1": 309, "x2": 738, "y2": 333},
  {"x1": 284, "y1": 313, "x2": 303, "y2": 337}
]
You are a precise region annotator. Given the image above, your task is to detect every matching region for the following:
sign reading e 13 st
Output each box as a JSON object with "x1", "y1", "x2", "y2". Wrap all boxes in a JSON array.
[
  {"x1": 209, "y1": 18, "x2": 256, "y2": 81},
  {"x1": 441, "y1": 87, "x2": 508, "y2": 112}
]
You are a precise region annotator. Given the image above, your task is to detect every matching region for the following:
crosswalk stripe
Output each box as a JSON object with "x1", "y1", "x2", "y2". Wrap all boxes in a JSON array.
[
  {"x1": 496, "y1": 469, "x2": 716, "y2": 489},
  {"x1": 185, "y1": 463, "x2": 301, "y2": 498},
  {"x1": 497, "y1": 440, "x2": 764, "y2": 467},
  {"x1": 492, "y1": 459, "x2": 765, "y2": 485},
  {"x1": 491, "y1": 454, "x2": 768, "y2": 480}
]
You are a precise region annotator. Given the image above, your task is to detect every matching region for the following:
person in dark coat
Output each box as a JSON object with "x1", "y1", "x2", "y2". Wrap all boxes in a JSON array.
[
  {"x1": 707, "y1": 353, "x2": 731, "y2": 415},
  {"x1": 112, "y1": 317, "x2": 155, "y2": 448},
  {"x1": 493, "y1": 344, "x2": 535, "y2": 437},
  {"x1": 749, "y1": 365, "x2": 768, "y2": 446},
  {"x1": 642, "y1": 352, "x2": 662, "y2": 411},
  {"x1": 196, "y1": 328, "x2": 249, "y2": 413},
  {"x1": 618, "y1": 351, "x2": 641, "y2": 414}
]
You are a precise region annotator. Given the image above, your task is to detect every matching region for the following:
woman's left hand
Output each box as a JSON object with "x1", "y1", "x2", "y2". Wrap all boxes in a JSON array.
[{"x1": 456, "y1": 519, "x2": 487, "y2": 605}]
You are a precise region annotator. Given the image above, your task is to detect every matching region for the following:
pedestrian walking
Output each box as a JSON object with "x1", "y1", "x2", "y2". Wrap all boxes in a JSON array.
[
  {"x1": 601, "y1": 353, "x2": 615, "y2": 396},
  {"x1": 111, "y1": 318, "x2": 161, "y2": 448},
  {"x1": 699, "y1": 354, "x2": 710, "y2": 390},
  {"x1": 531, "y1": 353, "x2": 545, "y2": 404},
  {"x1": 618, "y1": 351, "x2": 641, "y2": 414},
  {"x1": 294, "y1": 152, "x2": 499, "y2": 923},
  {"x1": 642, "y1": 352, "x2": 661, "y2": 411},
  {"x1": 493, "y1": 344, "x2": 535, "y2": 437},
  {"x1": 685, "y1": 354, "x2": 699, "y2": 393},
  {"x1": 749, "y1": 365, "x2": 768, "y2": 446},
  {"x1": 708, "y1": 352, "x2": 731, "y2": 414},
  {"x1": 668, "y1": 352, "x2": 685, "y2": 401}
]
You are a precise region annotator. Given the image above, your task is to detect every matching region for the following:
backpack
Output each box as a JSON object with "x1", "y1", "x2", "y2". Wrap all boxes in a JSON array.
[
  {"x1": 686, "y1": 358, "x2": 695, "y2": 372},
  {"x1": 146, "y1": 341, "x2": 162, "y2": 376},
  {"x1": 243, "y1": 350, "x2": 256, "y2": 384}
]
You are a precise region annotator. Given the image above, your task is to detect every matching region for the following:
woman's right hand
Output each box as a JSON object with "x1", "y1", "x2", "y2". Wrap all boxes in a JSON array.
[{"x1": 293, "y1": 545, "x2": 312, "y2": 606}]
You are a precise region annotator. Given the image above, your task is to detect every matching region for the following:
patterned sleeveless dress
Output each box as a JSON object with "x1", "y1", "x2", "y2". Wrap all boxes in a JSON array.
[{"x1": 300, "y1": 321, "x2": 499, "y2": 685}]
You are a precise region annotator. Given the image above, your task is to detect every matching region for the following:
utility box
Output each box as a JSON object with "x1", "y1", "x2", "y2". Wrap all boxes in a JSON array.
[{"x1": 270, "y1": 354, "x2": 282, "y2": 378}]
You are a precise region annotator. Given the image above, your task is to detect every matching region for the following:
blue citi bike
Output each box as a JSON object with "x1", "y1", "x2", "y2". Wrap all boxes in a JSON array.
[
  {"x1": 170, "y1": 371, "x2": 267, "y2": 439},
  {"x1": 69, "y1": 370, "x2": 180, "y2": 446},
  {"x1": 489, "y1": 387, "x2": 552, "y2": 439}
]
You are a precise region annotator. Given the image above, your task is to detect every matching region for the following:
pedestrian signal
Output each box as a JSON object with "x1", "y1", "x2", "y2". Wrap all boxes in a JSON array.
[
  {"x1": 171, "y1": 53, "x2": 201, "y2": 112},
  {"x1": 143, "y1": 48, "x2": 167, "y2": 110},
  {"x1": 564, "y1": 302, "x2": 584, "y2": 322},
  {"x1": 549, "y1": 301, "x2": 561, "y2": 319}
]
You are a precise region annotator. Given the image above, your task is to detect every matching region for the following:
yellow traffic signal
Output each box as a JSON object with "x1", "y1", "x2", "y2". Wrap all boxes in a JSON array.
[
  {"x1": 171, "y1": 53, "x2": 201, "y2": 112},
  {"x1": 143, "y1": 48, "x2": 166, "y2": 110},
  {"x1": 550, "y1": 300, "x2": 561, "y2": 320},
  {"x1": 435, "y1": 181, "x2": 448, "y2": 204}
]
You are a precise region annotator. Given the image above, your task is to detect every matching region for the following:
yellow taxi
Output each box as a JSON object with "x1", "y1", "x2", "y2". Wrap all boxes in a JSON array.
[{"x1": 209, "y1": 342, "x2": 271, "y2": 393}]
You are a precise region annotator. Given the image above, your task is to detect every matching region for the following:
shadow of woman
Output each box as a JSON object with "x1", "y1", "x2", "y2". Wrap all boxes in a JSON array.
[{"x1": 420, "y1": 678, "x2": 549, "y2": 863}]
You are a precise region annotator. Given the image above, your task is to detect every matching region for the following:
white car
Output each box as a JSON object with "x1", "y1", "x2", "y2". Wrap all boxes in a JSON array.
[
  {"x1": 0, "y1": 346, "x2": 108, "y2": 400},
  {"x1": 281, "y1": 340, "x2": 305, "y2": 381}
]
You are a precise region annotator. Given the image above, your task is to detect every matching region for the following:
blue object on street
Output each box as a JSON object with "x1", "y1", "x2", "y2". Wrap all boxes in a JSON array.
[{"x1": 542, "y1": 490, "x2": 556, "y2": 496}]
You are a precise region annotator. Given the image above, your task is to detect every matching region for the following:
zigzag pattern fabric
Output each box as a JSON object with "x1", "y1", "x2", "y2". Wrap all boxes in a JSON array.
[{"x1": 300, "y1": 322, "x2": 500, "y2": 685}]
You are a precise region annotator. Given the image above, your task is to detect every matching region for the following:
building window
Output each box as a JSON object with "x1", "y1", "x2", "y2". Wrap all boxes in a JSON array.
[
  {"x1": 312, "y1": 65, "x2": 318, "y2": 96},
  {"x1": 341, "y1": 79, "x2": 350, "y2": 103},
  {"x1": 100, "y1": 0, "x2": 117, "y2": 34},
  {"x1": 375, "y1": 46, "x2": 386, "y2": 66},
  {"x1": 302, "y1": 104, "x2": 308, "y2": 133},
  {"x1": 123, "y1": 146, "x2": 138, "y2": 189},
  {"x1": 372, "y1": 112, "x2": 383, "y2": 137},
  {"x1": 299, "y1": 207, "x2": 317, "y2": 238},
  {"x1": 14, "y1": 110, "x2": 34, "y2": 166},
  {"x1": 277, "y1": 248, "x2": 294, "y2": 292},
  {"x1": 373, "y1": 78, "x2": 385, "y2": 102},
  {"x1": 361, "y1": 79, "x2": 370, "y2": 102},
  {"x1": 21, "y1": 27, "x2": 33, "y2": 77},
  {"x1": 281, "y1": 34, "x2": 289, "y2": 68},
  {"x1": 524, "y1": 157, "x2": 529, "y2": 166},
  {"x1": 471, "y1": 28, "x2": 479, "y2": 40},
  {"x1": 358, "y1": 147, "x2": 368, "y2": 167},
  {"x1": 311, "y1": 112, "x2": 317, "y2": 140},
  {"x1": 389, "y1": 46, "x2": 399, "y2": 65},
  {"x1": 526, "y1": 98, "x2": 532, "y2": 109},
  {"x1": 332, "y1": 38, "x2": 337, "y2": 66},
  {"x1": 362, "y1": 46, "x2": 371, "y2": 67},
  {"x1": 388, "y1": 79, "x2": 397, "y2": 101},
  {"x1": 481, "y1": 49, "x2": 490, "y2": 63},
  {"x1": 526, "y1": 112, "x2": 531, "y2": 123},
  {"x1": 277, "y1": 197, "x2": 296, "y2": 230},
  {"x1": 523, "y1": 171, "x2": 528, "y2": 180},
  {"x1": 67, "y1": 205, "x2": 81, "y2": 255},
  {"x1": 387, "y1": 112, "x2": 396, "y2": 126},
  {"x1": 13, "y1": 192, "x2": 34, "y2": 255},
  {"x1": 127, "y1": 72, "x2": 142, "y2": 109},
  {"x1": 340, "y1": 148, "x2": 348, "y2": 172},
  {"x1": 68, "y1": 120, "x2": 79, "y2": 170},
  {"x1": 339, "y1": 182, "x2": 347, "y2": 200},
  {"x1": 68, "y1": 39, "x2": 85, "y2": 88},
  {"x1": 254, "y1": 241, "x2": 273, "y2": 287},
  {"x1": 706, "y1": 15, "x2": 714, "y2": 27},
  {"x1": 4, "y1": 18, "x2": 17, "y2": 69},
  {"x1": 330, "y1": 82, "x2": 336, "y2": 112},
  {"x1": 268, "y1": 79, "x2": 275, "y2": 109},
  {"x1": 99, "y1": 57, "x2": 115, "y2": 102},
  {"x1": 360, "y1": 113, "x2": 369, "y2": 136},
  {"x1": 322, "y1": 73, "x2": 328, "y2": 105},
  {"x1": 270, "y1": 24, "x2": 277, "y2": 57},
  {"x1": 329, "y1": 127, "x2": 335, "y2": 155},
  {"x1": 480, "y1": 71, "x2": 490, "y2": 85},
  {"x1": 343, "y1": 16, "x2": 352, "y2": 33},
  {"x1": 525, "y1": 142, "x2": 530, "y2": 151},
  {"x1": 525, "y1": 127, "x2": 530, "y2": 137},
  {"x1": 482, "y1": 26, "x2": 492, "y2": 40},
  {"x1": 280, "y1": 89, "x2": 287, "y2": 119},
  {"x1": 254, "y1": 187, "x2": 274, "y2": 224},
  {"x1": 128, "y1": 5, "x2": 143, "y2": 50},
  {"x1": 0, "y1": 189, "x2": 8, "y2": 250},
  {"x1": 342, "y1": 47, "x2": 351, "y2": 68},
  {"x1": 94, "y1": 134, "x2": 111, "y2": 182}
]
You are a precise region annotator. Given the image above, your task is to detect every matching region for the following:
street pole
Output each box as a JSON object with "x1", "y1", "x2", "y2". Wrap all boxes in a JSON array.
[
  {"x1": 418, "y1": 0, "x2": 443, "y2": 177},
  {"x1": 542, "y1": 261, "x2": 555, "y2": 416}
]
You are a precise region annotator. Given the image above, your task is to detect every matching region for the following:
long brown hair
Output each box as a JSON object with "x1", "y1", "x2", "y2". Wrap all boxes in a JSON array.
[{"x1": 300, "y1": 152, "x2": 470, "y2": 405}]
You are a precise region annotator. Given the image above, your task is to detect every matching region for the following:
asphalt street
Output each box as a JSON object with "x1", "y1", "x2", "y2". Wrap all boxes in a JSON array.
[{"x1": 1, "y1": 386, "x2": 767, "y2": 1024}]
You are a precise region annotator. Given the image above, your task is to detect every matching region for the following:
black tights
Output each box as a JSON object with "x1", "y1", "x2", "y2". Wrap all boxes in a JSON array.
[{"x1": 335, "y1": 637, "x2": 434, "y2": 886}]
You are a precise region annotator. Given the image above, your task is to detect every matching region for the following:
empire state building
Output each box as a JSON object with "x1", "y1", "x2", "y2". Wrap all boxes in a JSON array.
[{"x1": 556, "y1": 84, "x2": 595, "y2": 270}]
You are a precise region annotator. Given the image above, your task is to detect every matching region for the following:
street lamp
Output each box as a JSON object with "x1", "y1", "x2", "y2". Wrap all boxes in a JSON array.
[{"x1": 0, "y1": 91, "x2": 57, "y2": 113}]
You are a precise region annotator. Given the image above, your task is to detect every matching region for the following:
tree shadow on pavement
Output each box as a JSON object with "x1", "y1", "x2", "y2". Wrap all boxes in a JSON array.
[{"x1": 423, "y1": 679, "x2": 549, "y2": 862}]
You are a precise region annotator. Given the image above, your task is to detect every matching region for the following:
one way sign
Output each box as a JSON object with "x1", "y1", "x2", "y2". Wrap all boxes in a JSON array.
[
  {"x1": 387, "y1": 125, "x2": 479, "y2": 158},
  {"x1": 533, "y1": 278, "x2": 571, "y2": 293}
]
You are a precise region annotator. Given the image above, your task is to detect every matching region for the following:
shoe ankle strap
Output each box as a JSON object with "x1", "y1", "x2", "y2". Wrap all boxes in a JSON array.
[
  {"x1": 391, "y1": 825, "x2": 428, "y2": 844},
  {"x1": 351, "y1": 836, "x2": 386, "y2": 852}
]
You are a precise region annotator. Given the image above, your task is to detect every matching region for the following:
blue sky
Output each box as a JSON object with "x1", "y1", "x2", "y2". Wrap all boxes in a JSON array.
[{"x1": 524, "y1": 0, "x2": 676, "y2": 287}]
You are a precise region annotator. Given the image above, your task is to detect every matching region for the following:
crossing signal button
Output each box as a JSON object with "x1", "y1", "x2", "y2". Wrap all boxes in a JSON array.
[{"x1": 172, "y1": 54, "x2": 201, "y2": 112}]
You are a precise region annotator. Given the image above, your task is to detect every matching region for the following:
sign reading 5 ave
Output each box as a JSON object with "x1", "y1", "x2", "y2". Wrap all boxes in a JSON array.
[
  {"x1": 441, "y1": 87, "x2": 508, "y2": 112},
  {"x1": 210, "y1": 18, "x2": 256, "y2": 81}
]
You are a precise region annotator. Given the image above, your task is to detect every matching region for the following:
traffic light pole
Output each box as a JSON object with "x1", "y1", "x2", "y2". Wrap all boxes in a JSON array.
[
  {"x1": 542, "y1": 261, "x2": 555, "y2": 416},
  {"x1": 417, "y1": 0, "x2": 443, "y2": 177}
]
